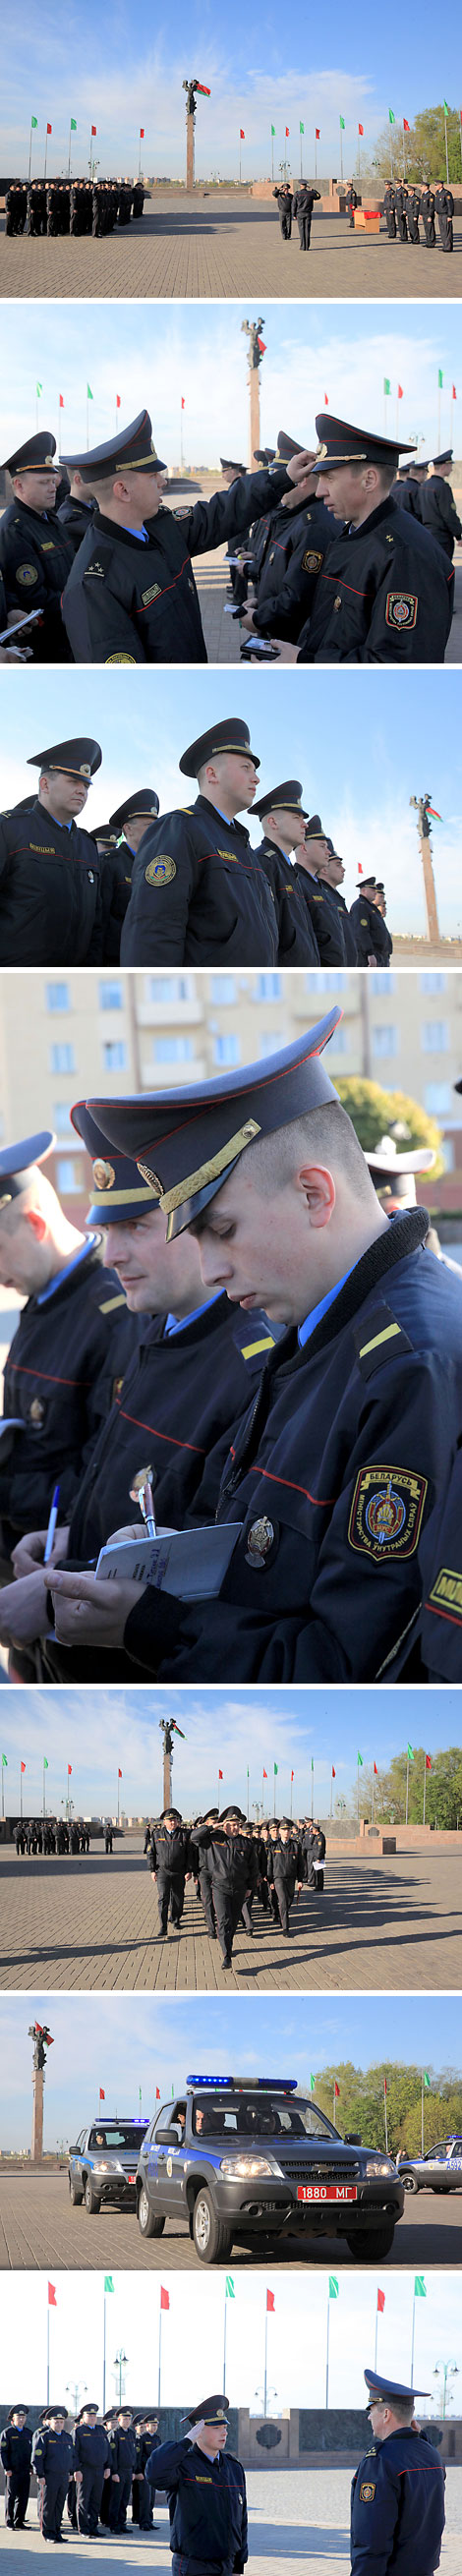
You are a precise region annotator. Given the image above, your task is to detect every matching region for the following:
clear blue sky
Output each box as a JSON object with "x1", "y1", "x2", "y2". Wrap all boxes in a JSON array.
[
  {"x1": 1, "y1": 1988, "x2": 461, "y2": 2149},
  {"x1": 0, "y1": 1682, "x2": 458, "y2": 1819},
  {"x1": 2, "y1": 664, "x2": 461, "y2": 934},
  {"x1": 1, "y1": 4, "x2": 460, "y2": 178}
]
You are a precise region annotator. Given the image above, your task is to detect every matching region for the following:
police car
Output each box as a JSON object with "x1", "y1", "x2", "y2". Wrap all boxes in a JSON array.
[
  {"x1": 398, "y1": 2137, "x2": 462, "y2": 2195},
  {"x1": 68, "y1": 2115, "x2": 148, "y2": 2212},
  {"x1": 135, "y1": 2076, "x2": 404, "y2": 2264}
]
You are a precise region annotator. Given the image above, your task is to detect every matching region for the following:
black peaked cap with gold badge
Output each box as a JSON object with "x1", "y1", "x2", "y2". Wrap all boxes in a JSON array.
[
  {"x1": 182, "y1": 2396, "x2": 230, "y2": 2428},
  {"x1": 87, "y1": 1008, "x2": 342, "y2": 1241},
  {"x1": 364, "y1": 2370, "x2": 430, "y2": 2410},
  {"x1": 254, "y1": 777, "x2": 308, "y2": 823},
  {"x1": 312, "y1": 414, "x2": 417, "y2": 473},
  {"x1": 179, "y1": 716, "x2": 260, "y2": 779},
  {"x1": 2, "y1": 431, "x2": 58, "y2": 476},
  {"x1": 71, "y1": 1101, "x2": 161, "y2": 1229},
  {"x1": 28, "y1": 737, "x2": 101, "y2": 780},
  {"x1": 108, "y1": 788, "x2": 159, "y2": 832},
  {"x1": 0, "y1": 1132, "x2": 56, "y2": 1211},
  {"x1": 60, "y1": 408, "x2": 166, "y2": 483}
]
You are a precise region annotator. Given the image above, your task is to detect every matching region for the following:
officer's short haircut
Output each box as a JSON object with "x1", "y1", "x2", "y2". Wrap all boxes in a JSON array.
[
  {"x1": 383, "y1": 2395, "x2": 415, "y2": 2426},
  {"x1": 243, "y1": 1101, "x2": 374, "y2": 1204},
  {"x1": 348, "y1": 458, "x2": 394, "y2": 496}
]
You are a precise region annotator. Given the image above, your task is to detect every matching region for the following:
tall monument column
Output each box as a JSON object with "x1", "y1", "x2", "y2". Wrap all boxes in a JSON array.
[
  {"x1": 29, "y1": 2021, "x2": 54, "y2": 2163},
  {"x1": 159, "y1": 1716, "x2": 186, "y2": 1813},
  {"x1": 409, "y1": 794, "x2": 440, "y2": 945},
  {"x1": 182, "y1": 80, "x2": 211, "y2": 192},
  {"x1": 241, "y1": 317, "x2": 266, "y2": 467}
]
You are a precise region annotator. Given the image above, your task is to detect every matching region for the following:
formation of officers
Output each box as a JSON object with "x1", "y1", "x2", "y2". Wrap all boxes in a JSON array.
[
  {"x1": 0, "y1": 2393, "x2": 247, "y2": 2560},
  {"x1": 5, "y1": 178, "x2": 145, "y2": 237},
  {"x1": 144, "y1": 1803, "x2": 325, "y2": 1963},
  {"x1": 382, "y1": 178, "x2": 455, "y2": 250},
  {"x1": 14, "y1": 1816, "x2": 90, "y2": 1856},
  {"x1": 0, "y1": 409, "x2": 456, "y2": 673},
  {"x1": 0, "y1": 721, "x2": 394, "y2": 969}
]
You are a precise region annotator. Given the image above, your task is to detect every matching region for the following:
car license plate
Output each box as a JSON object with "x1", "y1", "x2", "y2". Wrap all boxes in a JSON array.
[
  {"x1": 297, "y1": 2184, "x2": 358, "y2": 2202},
  {"x1": 128, "y1": 2173, "x2": 136, "y2": 2185}
]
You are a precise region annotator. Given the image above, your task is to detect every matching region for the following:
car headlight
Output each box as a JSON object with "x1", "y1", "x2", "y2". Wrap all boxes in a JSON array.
[
  {"x1": 91, "y1": 2160, "x2": 121, "y2": 2174},
  {"x1": 218, "y1": 2154, "x2": 285, "y2": 2181},
  {"x1": 364, "y1": 2157, "x2": 396, "y2": 2177}
]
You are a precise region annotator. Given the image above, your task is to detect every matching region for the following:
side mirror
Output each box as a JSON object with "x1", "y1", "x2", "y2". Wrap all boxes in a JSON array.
[
  {"x1": 344, "y1": 2132, "x2": 362, "y2": 2147},
  {"x1": 155, "y1": 2125, "x2": 182, "y2": 2147}
]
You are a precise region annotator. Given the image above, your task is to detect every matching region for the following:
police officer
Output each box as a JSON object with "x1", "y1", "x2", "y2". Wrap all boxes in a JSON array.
[
  {"x1": 60, "y1": 408, "x2": 313, "y2": 663},
  {"x1": 195, "y1": 1808, "x2": 220, "y2": 1936},
  {"x1": 73, "y1": 1014, "x2": 462, "y2": 1687},
  {"x1": 252, "y1": 779, "x2": 322, "y2": 963},
  {"x1": 375, "y1": 884, "x2": 393, "y2": 962},
  {"x1": 273, "y1": 183, "x2": 293, "y2": 238},
  {"x1": 382, "y1": 182, "x2": 396, "y2": 239},
  {"x1": 133, "y1": 2416, "x2": 159, "y2": 2529},
  {"x1": 0, "y1": 433, "x2": 73, "y2": 662},
  {"x1": 292, "y1": 180, "x2": 320, "y2": 248},
  {"x1": 349, "y1": 876, "x2": 390, "y2": 965},
  {"x1": 346, "y1": 183, "x2": 358, "y2": 225},
  {"x1": 0, "y1": 2406, "x2": 32, "y2": 2529},
  {"x1": 32, "y1": 2406, "x2": 74, "y2": 2544},
  {"x1": 108, "y1": 2408, "x2": 137, "y2": 2532},
  {"x1": 394, "y1": 183, "x2": 408, "y2": 242},
  {"x1": 266, "y1": 1817, "x2": 303, "y2": 1933},
  {"x1": 407, "y1": 187, "x2": 421, "y2": 243},
  {"x1": 149, "y1": 1807, "x2": 192, "y2": 1936},
  {"x1": 292, "y1": 816, "x2": 348, "y2": 963},
  {"x1": 104, "y1": 1818, "x2": 114, "y2": 1852},
  {"x1": 99, "y1": 787, "x2": 161, "y2": 963},
  {"x1": 57, "y1": 470, "x2": 97, "y2": 554},
  {"x1": 316, "y1": 837, "x2": 358, "y2": 961},
  {"x1": 296, "y1": 413, "x2": 453, "y2": 661},
  {"x1": 120, "y1": 716, "x2": 280, "y2": 968},
  {"x1": 420, "y1": 453, "x2": 462, "y2": 562},
  {"x1": 193, "y1": 1809, "x2": 257, "y2": 1968},
  {"x1": 5, "y1": 182, "x2": 28, "y2": 236},
  {"x1": 351, "y1": 2369, "x2": 445, "y2": 2576},
  {"x1": 220, "y1": 459, "x2": 251, "y2": 606},
  {"x1": 0, "y1": 1130, "x2": 133, "y2": 1589},
  {"x1": 73, "y1": 2403, "x2": 111, "y2": 2537},
  {"x1": 14, "y1": 1819, "x2": 27, "y2": 1856},
  {"x1": 435, "y1": 181, "x2": 454, "y2": 251},
  {"x1": 0, "y1": 733, "x2": 107, "y2": 966},
  {"x1": 147, "y1": 2391, "x2": 248, "y2": 2576},
  {"x1": 389, "y1": 460, "x2": 428, "y2": 516},
  {"x1": 241, "y1": 428, "x2": 341, "y2": 649},
  {"x1": 420, "y1": 181, "x2": 436, "y2": 245}
]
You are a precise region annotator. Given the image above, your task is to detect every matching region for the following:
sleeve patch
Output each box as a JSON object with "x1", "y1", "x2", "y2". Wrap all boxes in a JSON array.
[
  {"x1": 360, "y1": 2484, "x2": 375, "y2": 2503},
  {"x1": 385, "y1": 592, "x2": 418, "y2": 630},
  {"x1": 348, "y1": 1463, "x2": 428, "y2": 1560},
  {"x1": 144, "y1": 855, "x2": 177, "y2": 887},
  {"x1": 428, "y1": 1567, "x2": 462, "y2": 1623},
  {"x1": 16, "y1": 563, "x2": 38, "y2": 586},
  {"x1": 105, "y1": 654, "x2": 137, "y2": 663},
  {"x1": 353, "y1": 1303, "x2": 413, "y2": 1381},
  {"x1": 302, "y1": 548, "x2": 322, "y2": 573}
]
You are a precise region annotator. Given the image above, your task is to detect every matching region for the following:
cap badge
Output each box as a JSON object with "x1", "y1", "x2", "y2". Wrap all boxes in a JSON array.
[{"x1": 92, "y1": 1159, "x2": 115, "y2": 1190}]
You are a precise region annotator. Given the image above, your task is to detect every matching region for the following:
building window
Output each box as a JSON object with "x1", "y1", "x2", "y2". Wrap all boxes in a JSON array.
[
  {"x1": 372, "y1": 1026, "x2": 398, "y2": 1059},
  {"x1": 99, "y1": 982, "x2": 123, "y2": 1010},
  {"x1": 422, "y1": 1022, "x2": 449, "y2": 1054},
  {"x1": 306, "y1": 971, "x2": 346, "y2": 994},
  {"x1": 441, "y1": 1139, "x2": 455, "y2": 1173},
  {"x1": 259, "y1": 1028, "x2": 288, "y2": 1059},
  {"x1": 49, "y1": 1044, "x2": 76, "y2": 1074},
  {"x1": 424, "y1": 1083, "x2": 451, "y2": 1116},
  {"x1": 46, "y1": 983, "x2": 70, "y2": 1012},
  {"x1": 329, "y1": 1026, "x2": 350, "y2": 1056},
  {"x1": 102, "y1": 1041, "x2": 128, "y2": 1070},
  {"x1": 256, "y1": 973, "x2": 281, "y2": 1000},
  {"x1": 371, "y1": 973, "x2": 396, "y2": 995},
  {"x1": 152, "y1": 1036, "x2": 194, "y2": 1063},
  {"x1": 53, "y1": 1104, "x2": 74, "y2": 1134},
  {"x1": 213, "y1": 1033, "x2": 240, "y2": 1066},
  {"x1": 210, "y1": 977, "x2": 236, "y2": 1004},
  {"x1": 56, "y1": 1159, "x2": 79, "y2": 1194},
  {"x1": 420, "y1": 973, "x2": 446, "y2": 994},
  {"x1": 147, "y1": 976, "x2": 190, "y2": 1003}
]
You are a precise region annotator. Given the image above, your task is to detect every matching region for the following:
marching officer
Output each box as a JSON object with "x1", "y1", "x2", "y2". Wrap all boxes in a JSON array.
[
  {"x1": 60, "y1": 407, "x2": 313, "y2": 662},
  {"x1": 148, "y1": 1807, "x2": 192, "y2": 1936},
  {"x1": 266, "y1": 1817, "x2": 303, "y2": 1933},
  {"x1": 193, "y1": 1810, "x2": 257, "y2": 1968},
  {"x1": 252, "y1": 778, "x2": 322, "y2": 963},
  {"x1": 120, "y1": 716, "x2": 280, "y2": 967},
  {"x1": 296, "y1": 413, "x2": 453, "y2": 660},
  {"x1": 0, "y1": 2406, "x2": 32, "y2": 2529},
  {"x1": 73, "y1": 2402, "x2": 111, "y2": 2537},
  {"x1": 420, "y1": 453, "x2": 462, "y2": 562},
  {"x1": 147, "y1": 2392, "x2": 248, "y2": 2576},
  {"x1": 0, "y1": 1128, "x2": 133, "y2": 1577},
  {"x1": 292, "y1": 180, "x2": 320, "y2": 249},
  {"x1": 0, "y1": 733, "x2": 106, "y2": 966},
  {"x1": 351, "y1": 2369, "x2": 445, "y2": 2576},
  {"x1": 0, "y1": 432, "x2": 73, "y2": 661},
  {"x1": 32, "y1": 2407, "x2": 74, "y2": 2545}
]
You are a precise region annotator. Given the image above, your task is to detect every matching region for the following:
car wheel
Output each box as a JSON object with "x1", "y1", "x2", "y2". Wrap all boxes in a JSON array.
[
  {"x1": 346, "y1": 2222, "x2": 396, "y2": 2261},
  {"x1": 84, "y1": 2177, "x2": 101, "y2": 2213},
  {"x1": 402, "y1": 2173, "x2": 419, "y2": 2194},
  {"x1": 69, "y1": 2173, "x2": 84, "y2": 2205},
  {"x1": 193, "y1": 2189, "x2": 233, "y2": 2265},
  {"x1": 137, "y1": 2188, "x2": 166, "y2": 2240}
]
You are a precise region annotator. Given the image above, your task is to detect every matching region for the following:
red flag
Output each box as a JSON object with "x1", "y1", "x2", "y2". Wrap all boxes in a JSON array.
[
  {"x1": 99, "y1": 2088, "x2": 105, "y2": 2101},
  {"x1": 452, "y1": 384, "x2": 457, "y2": 399},
  {"x1": 358, "y1": 124, "x2": 364, "y2": 137},
  {"x1": 160, "y1": 2285, "x2": 170, "y2": 2311},
  {"x1": 374, "y1": 1762, "x2": 378, "y2": 1775},
  {"x1": 68, "y1": 1762, "x2": 72, "y2": 1774},
  {"x1": 156, "y1": 2087, "x2": 160, "y2": 2099},
  {"x1": 266, "y1": 2289, "x2": 275, "y2": 2312},
  {"x1": 358, "y1": 861, "x2": 363, "y2": 876},
  {"x1": 334, "y1": 2081, "x2": 340, "y2": 2099},
  {"x1": 181, "y1": 398, "x2": 185, "y2": 411},
  {"x1": 285, "y1": 127, "x2": 289, "y2": 138},
  {"x1": 262, "y1": 1769, "x2": 267, "y2": 1780},
  {"x1": 46, "y1": 123, "x2": 52, "y2": 136},
  {"x1": 403, "y1": 119, "x2": 410, "y2": 134},
  {"x1": 331, "y1": 1765, "x2": 335, "y2": 1778},
  {"x1": 140, "y1": 128, "x2": 144, "y2": 140},
  {"x1": 316, "y1": 128, "x2": 320, "y2": 140},
  {"x1": 291, "y1": 1770, "x2": 294, "y2": 1783},
  {"x1": 48, "y1": 2282, "x2": 57, "y2": 2307},
  {"x1": 118, "y1": 1768, "x2": 122, "y2": 1779},
  {"x1": 324, "y1": 394, "x2": 328, "y2": 406},
  {"x1": 426, "y1": 1755, "x2": 432, "y2": 1771},
  {"x1": 377, "y1": 2287, "x2": 385, "y2": 2313},
  {"x1": 258, "y1": 339, "x2": 266, "y2": 354},
  {"x1": 397, "y1": 385, "x2": 403, "y2": 399},
  {"x1": 240, "y1": 129, "x2": 245, "y2": 141},
  {"x1": 116, "y1": 395, "x2": 121, "y2": 409},
  {"x1": 218, "y1": 1768, "x2": 223, "y2": 1780},
  {"x1": 91, "y1": 125, "x2": 96, "y2": 136},
  {"x1": 59, "y1": 396, "x2": 64, "y2": 410},
  {"x1": 21, "y1": 1761, "x2": 26, "y2": 1774}
]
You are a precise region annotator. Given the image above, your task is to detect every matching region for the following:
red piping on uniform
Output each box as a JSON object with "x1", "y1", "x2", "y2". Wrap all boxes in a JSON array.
[
  {"x1": 136, "y1": 555, "x2": 191, "y2": 609},
  {"x1": 424, "y1": 1598, "x2": 462, "y2": 1630},
  {"x1": 319, "y1": 573, "x2": 369, "y2": 599},
  {"x1": 228, "y1": 1453, "x2": 335, "y2": 1508},
  {"x1": 8, "y1": 1363, "x2": 86, "y2": 1387},
  {"x1": 117, "y1": 1404, "x2": 205, "y2": 1456}
]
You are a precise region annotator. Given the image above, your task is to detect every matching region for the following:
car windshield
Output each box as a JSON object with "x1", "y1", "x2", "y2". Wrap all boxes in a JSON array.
[
  {"x1": 87, "y1": 2125, "x2": 147, "y2": 2149},
  {"x1": 191, "y1": 2091, "x2": 337, "y2": 2141}
]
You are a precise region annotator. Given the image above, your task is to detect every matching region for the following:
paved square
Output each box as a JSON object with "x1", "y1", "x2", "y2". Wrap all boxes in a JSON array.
[
  {"x1": 1, "y1": 200, "x2": 461, "y2": 300},
  {"x1": 196, "y1": 547, "x2": 462, "y2": 664},
  {"x1": 1, "y1": 1840, "x2": 460, "y2": 1992},
  {"x1": 0, "y1": 2163, "x2": 460, "y2": 2273},
  {"x1": 0, "y1": 2467, "x2": 460, "y2": 2576}
]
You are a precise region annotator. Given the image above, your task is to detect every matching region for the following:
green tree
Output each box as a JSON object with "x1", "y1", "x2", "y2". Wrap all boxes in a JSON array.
[
  {"x1": 335, "y1": 1078, "x2": 444, "y2": 1177},
  {"x1": 307, "y1": 2060, "x2": 462, "y2": 2159},
  {"x1": 357, "y1": 105, "x2": 462, "y2": 189}
]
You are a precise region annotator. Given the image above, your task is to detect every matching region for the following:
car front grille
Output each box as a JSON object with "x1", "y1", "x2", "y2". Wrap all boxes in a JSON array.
[{"x1": 284, "y1": 2160, "x2": 361, "y2": 2186}]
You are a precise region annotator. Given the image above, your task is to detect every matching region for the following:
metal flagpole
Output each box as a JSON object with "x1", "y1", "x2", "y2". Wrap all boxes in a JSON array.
[
  {"x1": 158, "y1": 2300, "x2": 162, "y2": 2408},
  {"x1": 44, "y1": 128, "x2": 49, "y2": 188},
  {"x1": 311, "y1": 1759, "x2": 314, "y2": 1820},
  {"x1": 325, "y1": 2295, "x2": 330, "y2": 2407},
  {"x1": 47, "y1": 2307, "x2": 50, "y2": 2404},
  {"x1": 375, "y1": 2301, "x2": 378, "y2": 2372},
  {"x1": 384, "y1": 2080, "x2": 388, "y2": 2152},
  {"x1": 103, "y1": 2294, "x2": 106, "y2": 2414},
  {"x1": 223, "y1": 2291, "x2": 227, "y2": 2394},
  {"x1": 443, "y1": 104, "x2": 449, "y2": 185},
  {"x1": 423, "y1": 1755, "x2": 428, "y2": 1826},
  {"x1": 263, "y1": 2303, "x2": 268, "y2": 2418},
  {"x1": 406, "y1": 1752, "x2": 409, "y2": 1826},
  {"x1": 315, "y1": 134, "x2": 318, "y2": 182},
  {"x1": 411, "y1": 2283, "x2": 416, "y2": 2380}
]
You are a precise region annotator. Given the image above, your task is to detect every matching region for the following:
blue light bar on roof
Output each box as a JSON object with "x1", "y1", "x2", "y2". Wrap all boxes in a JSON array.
[{"x1": 186, "y1": 2076, "x2": 298, "y2": 2092}]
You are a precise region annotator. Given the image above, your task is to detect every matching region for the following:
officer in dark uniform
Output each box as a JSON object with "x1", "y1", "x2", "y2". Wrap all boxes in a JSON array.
[
  {"x1": 375, "y1": 884, "x2": 393, "y2": 962},
  {"x1": 108, "y1": 787, "x2": 160, "y2": 888},
  {"x1": 346, "y1": 183, "x2": 358, "y2": 225},
  {"x1": 193, "y1": 1810, "x2": 257, "y2": 1968},
  {"x1": 420, "y1": 182, "x2": 435, "y2": 245},
  {"x1": 394, "y1": 183, "x2": 408, "y2": 241},
  {"x1": 73, "y1": 2403, "x2": 112, "y2": 2537},
  {"x1": 407, "y1": 188, "x2": 421, "y2": 243},
  {"x1": 32, "y1": 2407, "x2": 74, "y2": 2544},
  {"x1": 133, "y1": 2416, "x2": 159, "y2": 2529},
  {"x1": 97, "y1": 787, "x2": 161, "y2": 962},
  {"x1": 351, "y1": 2369, "x2": 445, "y2": 2576},
  {"x1": 14, "y1": 1820, "x2": 27, "y2": 1856},
  {"x1": 60, "y1": 407, "x2": 311, "y2": 662},
  {"x1": 273, "y1": 184, "x2": 293, "y2": 238},
  {"x1": 296, "y1": 413, "x2": 453, "y2": 661},
  {"x1": 148, "y1": 1807, "x2": 192, "y2": 1935},
  {"x1": 420, "y1": 453, "x2": 462, "y2": 561},
  {"x1": 0, "y1": 2406, "x2": 32, "y2": 2528},
  {"x1": 316, "y1": 836, "x2": 358, "y2": 960},
  {"x1": 192, "y1": 1808, "x2": 218, "y2": 1935},
  {"x1": 57, "y1": 471, "x2": 97, "y2": 554},
  {"x1": 435, "y1": 182, "x2": 454, "y2": 251},
  {"x1": 252, "y1": 779, "x2": 322, "y2": 963},
  {"x1": 120, "y1": 716, "x2": 280, "y2": 968},
  {"x1": 243, "y1": 428, "x2": 342, "y2": 648},
  {"x1": 104, "y1": 1818, "x2": 113, "y2": 1851},
  {"x1": 219, "y1": 459, "x2": 251, "y2": 606},
  {"x1": 0, "y1": 432, "x2": 73, "y2": 662},
  {"x1": 292, "y1": 181, "x2": 320, "y2": 248},
  {"x1": 266, "y1": 1817, "x2": 303, "y2": 1933},
  {"x1": 76, "y1": 1015, "x2": 462, "y2": 1688},
  {"x1": 382, "y1": 183, "x2": 397, "y2": 238},
  {"x1": 0, "y1": 732, "x2": 108, "y2": 967},
  {"x1": 147, "y1": 2391, "x2": 248, "y2": 2576},
  {"x1": 108, "y1": 2409, "x2": 137, "y2": 2532},
  {"x1": 389, "y1": 461, "x2": 427, "y2": 516},
  {"x1": 349, "y1": 876, "x2": 390, "y2": 965},
  {"x1": 292, "y1": 816, "x2": 347, "y2": 963},
  {"x1": 5, "y1": 182, "x2": 29, "y2": 234},
  {"x1": 0, "y1": 1129, "x2": 134, "y2": 1587}
]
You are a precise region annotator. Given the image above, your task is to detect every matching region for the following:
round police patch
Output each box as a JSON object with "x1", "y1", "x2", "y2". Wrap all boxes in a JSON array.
[
  {"x1": 302, "y1": 549, "x2": 322, "y2": 572},
  {"x1": 16, "y1": 563, "x2": 38, "y2": 587},
  {"x1": 348, "y1": 1464, "x2": 428, "y2": 1561},
  {"x1": 104, "y1": 654, "x2": 137, "y2": 664},
  {"x1": 144, "y1": 856, "x2": 177, "y2": 887}
]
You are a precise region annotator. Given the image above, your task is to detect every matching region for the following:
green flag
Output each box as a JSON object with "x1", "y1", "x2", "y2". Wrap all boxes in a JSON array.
[
  {"x1": 339, "y1": 116, "x2": 345, "y2": 131},
  {"x1": 87, "y1": 383, "x2": 93, "y2": 399},
  {"x1": 443, "y1": 100, "x2": 449, "y2": 117},
  {"x1": 311, "y1": 1757, "x2": 314, "y2": 1773},
  {"x1": 300, "y1": 122, "x2": 304, "y2": 135},
  {"x1": 104, "y1": 2275, "x2": 115, "y2": 2293},
  {"x1": 407, "y1": 1744, "x2": 414, "y2": 1762},
  {"x1": 358, "y1": 1751, "x2": 364, "y2": 1767},
  {"x1": 71, "y1": 118, "x2": 77, "y2": 132},
  {"x1": 328, "y1": 2276, "x2": 339, "y2": 2298},
  {"x1": 415, "y1": 2275, "x2": 426, "y2": 2297},
  {"x1": 310, "y1": 2074, "x2": 316, "y2": 2093},
  {"x1": 383, "y1": 378, "x2": 391, "y2": 396},
  {"x1": 271, "y1": 125, "x2": 275, "y2": 137},
  {"x1": 437, "y1": 369, "x2": 443, "y2": 388},
  {"x1": 388, "y1": 108, "x2": 395, "y2": 125},
  {"x1": 43, "y1": 1757, "x2": 49, "y2": 1771},
  {"x1": 36, "y1": 382, "x2": 42, "y2": 397},
  {"x1": 424, "y1": 2072, "x2": 431, "y2": 2089},
  {"x1": 31, "y1": 115, "x2": 37, "y2": 129},
  {"x1": 1, "y1": 1755, "x2": 7, "y2": 1769},
  {"x1": 139, "y1": 2086, "x2": 142, "y2": 2104},
  {"x1": 274, "y1": 1762, "x2": 278, "y2": 1776},
  {"x1": 225, "y1": 2276, "x2": 235, "y2": 2298}
]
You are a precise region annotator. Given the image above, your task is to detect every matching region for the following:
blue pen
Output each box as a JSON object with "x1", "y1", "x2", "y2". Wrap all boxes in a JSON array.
[{"x1": 44, "y1": 1483, "x2": 60, "y2": 1565}]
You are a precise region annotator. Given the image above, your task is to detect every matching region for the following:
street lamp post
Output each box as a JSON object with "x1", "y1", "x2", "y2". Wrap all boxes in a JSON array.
[
  {"x1": 114, "y1": 2349, "x2": 129, "y2": 2405},
  {"x1": 433, "y1": 2361, "x2": 459, "y2": 2421}
]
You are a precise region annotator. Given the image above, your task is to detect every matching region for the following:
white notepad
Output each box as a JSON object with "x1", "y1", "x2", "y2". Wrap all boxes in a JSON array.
[{"x1": 94, "y1": 1521, "x2": 242, "y2": 1598}]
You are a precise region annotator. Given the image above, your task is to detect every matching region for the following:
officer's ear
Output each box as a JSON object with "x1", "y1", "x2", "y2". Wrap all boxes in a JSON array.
[{"x1": 24, "y1": 1207, "x2": 48, "y2": 1243}]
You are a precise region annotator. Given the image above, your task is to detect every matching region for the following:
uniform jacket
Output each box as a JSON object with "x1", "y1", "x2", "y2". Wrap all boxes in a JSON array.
[
  {"x1": 292, "y1": 864, "x2": 347, "y2": 964},
  {"x1": 350, "y1": 2426, "x2": 445, "y2": 2576},
  {"x1": 148, "y1": 2433, "x2": 248, "y2": 2566},
  {"x1": 57, "y1": 494, "x2": 97, "y2": 554},
  {"x1": 252, "y1": 496, "x2": 340, "y2": 643},
  {"x1": 349, "y1": 893, "x2": 390, "y2": 966},
  {"x1": 149, "y1": 1824, "x2": 192, "y2": 1878},
  {"x1": 73, "y1": 2423, "x2": 112, "y2": 2473},
  {"x1": 420, "y1": 476, "x2": 462, "y2": 561},
  {"x1": 194, "y1": 1826, "x2": 258, "y2": 1896},
  {"x1": 267, "y1": 1834, "x2": 302, "y2": 1888},
  {"x1": 254, "y1": 836, "x2": 320, "y2": 963},
  {"x1": 61, "y1": 463, "x2": 293, "y2": 664},
  {"x1": 0, "y1": 500, "x2": 73, "y2": 661},
  {"x1": 109, "y1": 2426, "x2": 137, "y2": 2480},
  {"x1": 0, "y1": 1238, "x2": 134, "y2": 1544},
  {"x1": 120, "y1": 795, "x2": 279, "y2": 968},
  {"x1": 0, "y1": 2425, "x2": 32, "y2": 2474},
  {"x1": 0, "y1": 797, "x2": 105, "y2": 965},
  {"x1": 324, "y1": 884, "x2": 358, "y2": 961},
  {"x1": 392, "y1": 1437, "x2": 462, "y2": 1684},
  {"x1": 296, "y1": 497, "x2": 453, "y2": 661},
  {"x1": 31, "y1": 2428, "x2": 74, "y2": 2483}
]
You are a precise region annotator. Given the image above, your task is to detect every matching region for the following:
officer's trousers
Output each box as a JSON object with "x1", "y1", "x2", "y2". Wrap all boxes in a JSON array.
[
  {"x1": 297, "y1": 216, "x2": 312, "y2": 249},
  {"x1": 156, "y1": 1869, "x2": 185, "y2": 1932},
  {"x1": 5, "y1": 2468, "x2": 30, "y2": 2526},
  {"x1": 109, "y1": 2472, "x2": 132, "y2": 2530},
  {"x1": 40, "y1": 2476, "x2": 68, "y2": 2539},
  {"x1": 212, "y1": 1885, "x2": 244, "y2": 1963},
  {"x1": 78, "y1": 2466, "x2": 105, "y2": 2535}
]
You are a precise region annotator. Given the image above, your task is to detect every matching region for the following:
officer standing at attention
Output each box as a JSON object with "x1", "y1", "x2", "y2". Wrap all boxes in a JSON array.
[
  {"x1": 292, "y1": 180, "x2": 320, "y2": 249},
  {"x1": 315, "y1": 836, "x2": 358, "y2": 961},
  {"x1": 291, "y1": 815, "x2": 348, "y2": 964},
  {"x1": 0, "y1": 2406, "x2": 33, "y2": 2529},
  {"x1": 0, "y1": 734, "x2": 106, "y2": 967},
  {"x1": 108, "y1": 787, "x2": 160, "y2": 887},
  {"x1": 57, "y1": 469, "x2": 97, "y2": 554},
  {"x1": 0, "y1": 432, "x2": 73, "y2": 660},
  {"x1": 382, "y1": 182, "x2": 397, "y2": 238},
  {"x1": 104, "y1": 1819, "x2": 114, "y2": 1852},
  {"x1": 407, "y1": 187, "x2": 421, "y2": 243},
  {"x1": 133, "y1": 2416, "x2": 160, "y2": 2531},
  {"x1": 394, "y1": 182, "x2": 408, "y2": 241},
  {"x1": 295, "y1": 413, "x2": 453, "y2": 661},
  {"x1": 120, "y1": 716, "x2": 280, "y2": 968},
  {"x1": 146, "y1": 2392, "x2": 248, "y2": 2576},
  {"x1": 60, "y1": 408, "x2": 314, "y2": 663},
  {"x1": 0, "y1": 1131, "x2": 133, "y2": 1580},
  {"x1": 108, "y1": 2409, "x2": 137, "y2": 2533},
  {"x1": 420, "y1": 452, "x2": 462, "y2": 562},
  {"x1": 32, "y1": 2407, "x2": 74, "y2": 2545},
  {"x1": 349, "y1": 876, "x2": 391, "y2": 965},
  {"x1": 420, "y1": 181, "x2": 436, "y2": 245},
  {"x1": 148, "y1": 1806, "x2": 192, "y2": 1937},
  {"x1": 434, "y1": 181, "x2": 454, "y2": 251},
  {"x1": 252, "y1": 779, "x2": 322, "y2": 963},
  {"x1": 73, "y1": 2403, "x2": 111, "y2": 2538},
  {"x1": 351, "y1": 2370, "x2": 445, "y2": 2576}
]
